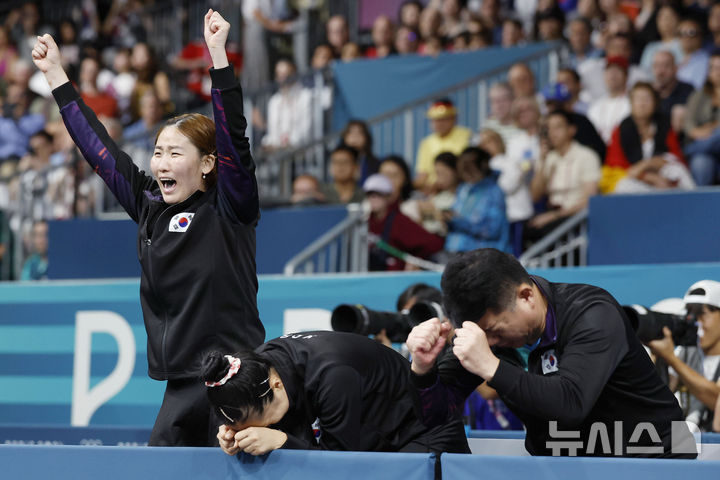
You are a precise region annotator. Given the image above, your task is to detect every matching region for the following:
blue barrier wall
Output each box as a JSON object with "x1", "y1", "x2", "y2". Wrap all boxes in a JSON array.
[
  {"x1": 588, "y1": 189, "x2": 720, "y2": 265},
  {"x1": 2, "y1": 263, "x2": 720, "y2": 427},
  {"x1": 1, "y1": 445, "x2": 719, "y2": 480},
  {"x1": 0, "y1": 446, "x2": 436, "y2": 480},
  {"x1": 47, "y1": 205, "x2": 349, "y2": 278},
  {"x1": 441, "y1": 454, "x2": 720, "y2": 480}
]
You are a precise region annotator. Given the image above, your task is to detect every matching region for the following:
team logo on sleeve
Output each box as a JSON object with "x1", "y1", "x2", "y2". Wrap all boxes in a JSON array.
[
  {"x1": 541, "y1": 349, "x2": 559, "y2": 374},
  {"x1": 169, "y1": 213, "x2": 195, "y2": 233}
]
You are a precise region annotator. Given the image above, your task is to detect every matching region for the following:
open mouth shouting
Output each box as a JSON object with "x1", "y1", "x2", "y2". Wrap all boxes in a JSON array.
[{"x1": 159, "y1": 177, "x2": 177, "y2": 195}]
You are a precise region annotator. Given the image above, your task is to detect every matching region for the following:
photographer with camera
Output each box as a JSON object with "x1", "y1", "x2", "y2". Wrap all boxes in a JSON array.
[
  {"x1": 407, "y1": 248, "x2": 696, "y2": 458},
  {"x1": 647, "y1": 280, "x2": 720, "y2": 432}
]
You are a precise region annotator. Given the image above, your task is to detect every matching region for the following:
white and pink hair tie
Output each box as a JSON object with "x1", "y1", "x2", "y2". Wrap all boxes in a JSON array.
[{"x1": 205, "y1": 355, "x2": 241, "y2": 387}]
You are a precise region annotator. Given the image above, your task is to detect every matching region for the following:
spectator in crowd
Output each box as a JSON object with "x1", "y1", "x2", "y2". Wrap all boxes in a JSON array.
[
  {"x1": 501, "y1": 18, "x2": 525, "y2": 48},
  {"x1": 505, "y1": 95, "x2": 542, "y2": 178},
  {"x1": 649, "y1": 280, "x2": 720, "y2": 432},
  {"x1": 413, "y1": 152, "x2": 460, "y2": 236},
  {"x1": 588, "y1": 56, "x2": 631, "y2": 143},
  {"x1": 579, "y1": 33, "x2": 650, "y2": 104},
  {"x1": 56, "y1": 19, "x2": 80, "y2": 82},
  {"x1": 439, "y1": 0, "x2": 469, "y2": 39},
  {"x1": 398, "y1": 1, "x2": 423, "y2": 32},
  {"x1": 310, "y1": 44, "x2": 334, "y2": 70},
  {"x1": 326, "y1": 15, "x2": 350, "y2": 58},
  {"x1": 508, "y1": 63, "x2": 546, "y2": 113},
  {"x1": 421, "y1": 35, "x2": 444, "y2": 57},
  {"x1": 444, "y1": 147, "x2": 509, "y2": 254},
  {"x1": 321, "y1": 146, "x2": 364, "y2": 204},
  {"x1": 124, "y1": 90, "x2": 165, "y2": 153},
  {"x1": 638, "y1": 5, "x2": 683, "y2": 75},
  {"x1": 20, "y1": 219, "x2": 48, "y2": 281},
  {"x1": 78, "y1": 57, "x2": 118, "y2": 119},
  {"x1": 414, "y1": 99, "x2": 471, "y2": 192},
  {"x1": 340, "y1": 120, "x2": 379, "y2": 184},
  {"x1": 240, "y1": 0, "x2": 291, "y2": 91},
  {"x1": 0, "y1": 83, "x2": 45, "y2": 162},
  {"x1": 478, "y1": 129, "x2": 532, "y2": 257},
  {"x1": 601, "y1": 82, "x2": 693, "y2": 194},
  {"x1": 466, "y1": 17, "x2": 493, "y2": 50},
  {"x1": 556, "y1": 67, "x2": 589, "y2": 115},
  {"x1": 291, "y1": 174, "x2": 324, "y2": 205},
  {"x1": 683, "y1": 51, "x2": 720, "y2": 186},
  {"x1": 0, "y1": 25, "x2": 18, "y2": 81},
  {"x1": 534, "y1": 6, "x2": 565, "y2": 42},
  {"x1": 677, "y1": 16, "x2": 710, "y2": 90},
  {"x1": 341, "y1": 42, "x2": 362, "y2": 62},
  {"x1": 364, "y1": 173, "x2": 443, "y2": 271},
  {"x1": 10, "y1": 129, "x2": 57, "y2": 224},
  {"x1": 380, "y1": 155, "x2": 414, "y2": 208},
  {"x1": 652, "y1": 50, "x2": 694, "y2": 135},
  {"x1": 396, "y1": 25, "x2": 420, "y2": 55},
  {"x1": 527, "y1": 110, "x2": 600, "y2": 244},
  {"x1": 98, "y1": 48, "x2": 136, "y2": 124},
  {"x1": 543, "y1": 82, "x2": 607, "y2": 159},
  {"x1": 367, "y1": 15, "x2": 396, "y2": 58},
  {"x1": 6, "y1": 2, "x2": 48, "y2": 61},
  {"x1": 418, "y1": 7, "x2": 443, "y2": 53},
  {"x1": 566, "y1": 17, "x2": 602, "y2": 69},
  {"x1": 478, "y1": 0, "x2": 503, "y2": 44},
  {"x1": 129, "y1": 42, "x2": 171, "y2": 121},
  {"x1": 261, "y1": 59, "x2": 312, "y2": 150},
  {"x1": 172, "y1": 36, "x2": 241, "y2": 106},
  {"x1": 513, "y1": 0, "x2": 538, "y2": 35},
  {"x1": 707, "y1": 3, "x2": 720, "y2": 53},
  {"x1": 483, "y1": 82, "x2": 521, "y2": 147}
]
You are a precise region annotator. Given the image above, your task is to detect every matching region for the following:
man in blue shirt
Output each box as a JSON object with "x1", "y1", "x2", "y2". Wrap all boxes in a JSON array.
[{"x1": 444, "y1": 147, "x2": 510, "y2": 254}]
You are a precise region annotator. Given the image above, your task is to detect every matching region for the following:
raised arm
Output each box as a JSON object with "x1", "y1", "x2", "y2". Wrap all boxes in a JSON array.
[
  {"x1": 205, "y1": 10, "x2": 259, "y2": 225},
  {"x1": 32, "y1": 34, "x2": 153, "y2": 222}
]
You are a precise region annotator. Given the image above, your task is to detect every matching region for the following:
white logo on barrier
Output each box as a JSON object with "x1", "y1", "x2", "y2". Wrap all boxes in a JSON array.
[
  {"x1": 71, "y1": 311, "x2": 136, "y2": 426},
  {"x1": 545, "y1": 420, "x2": 700, "y2": 456}
]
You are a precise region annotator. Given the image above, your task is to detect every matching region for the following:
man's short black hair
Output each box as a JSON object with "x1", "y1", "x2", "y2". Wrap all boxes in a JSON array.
[
  {"x1": 441, "y1": 248, "x2": 532, "y2": 327},
  {"x1": 547, "y1": 108, "x2": 574, "y2": 126},
  {"x1": 331, "y1": 145, "x2": 359, "y2": 163}
]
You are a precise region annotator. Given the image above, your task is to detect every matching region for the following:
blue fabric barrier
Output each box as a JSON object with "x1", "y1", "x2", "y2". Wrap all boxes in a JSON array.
[
  {"x1": 331, "y1": 44, "x2": 554, "y2": 129},
  {"x1": 588, "y1": 189, "x2": 720, "y2": 265},
  {"x1": 0, "y1": 445, "x2": 436, "y2": 480},
  {"x1": 441, "y1": 454, "x2": 720, "y2": 479}
]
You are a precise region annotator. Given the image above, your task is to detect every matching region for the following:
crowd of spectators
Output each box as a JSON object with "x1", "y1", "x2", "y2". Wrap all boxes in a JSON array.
[{"x1": 2, "y1": 0, "x2": 720, "y2": 280}]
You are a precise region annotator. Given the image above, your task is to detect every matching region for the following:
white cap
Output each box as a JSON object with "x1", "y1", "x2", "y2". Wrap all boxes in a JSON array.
[
  {"x1": 363, "y1": 174, "x2": 394, "y2": 195},
  {"x1": 683, "y1": 280, "x2": 720, "y2": 309}
]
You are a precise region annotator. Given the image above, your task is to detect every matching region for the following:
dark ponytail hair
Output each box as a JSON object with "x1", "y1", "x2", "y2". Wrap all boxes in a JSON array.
[{"x1": 201, "y1": 351, "x2": 275, "y2": 425}]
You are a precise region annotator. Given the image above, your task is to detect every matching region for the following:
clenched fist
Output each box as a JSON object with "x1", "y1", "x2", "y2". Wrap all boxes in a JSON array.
[{"x1": 407, "y1": 318, "x2": 452, "y2": 375}]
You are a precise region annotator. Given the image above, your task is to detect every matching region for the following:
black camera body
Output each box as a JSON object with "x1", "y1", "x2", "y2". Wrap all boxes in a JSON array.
[
  {"x1": 623, "y1": 305, "x2": 698, "y2": 347},
  {"x1": 331, "y1": 301, "x2": 444, "y2": 343}
]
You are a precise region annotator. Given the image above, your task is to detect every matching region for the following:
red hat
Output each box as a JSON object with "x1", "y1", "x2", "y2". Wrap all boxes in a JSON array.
[{"x1": 605, "y1": 56, "x2": 629, "y2": 72}]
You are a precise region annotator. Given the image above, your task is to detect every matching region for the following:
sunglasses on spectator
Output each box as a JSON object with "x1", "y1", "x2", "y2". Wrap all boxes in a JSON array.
[{"x1": 679, "y1": 29, "x2": 699, "y2": 38}]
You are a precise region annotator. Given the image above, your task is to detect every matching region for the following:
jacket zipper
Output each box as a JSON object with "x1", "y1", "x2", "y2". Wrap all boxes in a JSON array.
[{"x1": 146, "y1": 202, "x2": 175, "y2": 376}]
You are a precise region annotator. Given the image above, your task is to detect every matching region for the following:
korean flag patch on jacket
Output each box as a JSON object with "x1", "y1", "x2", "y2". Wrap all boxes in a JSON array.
[
  {"x1": 541, "y1": 349, "x2": 559, "y2": 374},
  {"x1": 169, "y1": 213, "x2": 194, "y2": 232}
]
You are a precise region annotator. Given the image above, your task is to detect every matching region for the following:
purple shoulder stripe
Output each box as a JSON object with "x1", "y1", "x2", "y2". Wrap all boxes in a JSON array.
[{"x1": 62, "y1": 102, "x2": 138, "y2": 214}]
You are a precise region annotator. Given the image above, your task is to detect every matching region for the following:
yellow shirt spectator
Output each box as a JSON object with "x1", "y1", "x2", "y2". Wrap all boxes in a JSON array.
[{"x1": 415, "y1": 125, "x2": 471, "y2": 185}]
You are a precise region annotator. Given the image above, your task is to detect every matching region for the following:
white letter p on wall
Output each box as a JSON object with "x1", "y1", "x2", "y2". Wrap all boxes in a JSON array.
[{"x1": 71, "y1": 311, "x2": 135, "y2": 426}]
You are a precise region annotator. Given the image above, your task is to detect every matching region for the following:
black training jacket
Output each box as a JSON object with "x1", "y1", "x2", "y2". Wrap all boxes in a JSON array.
[
  {"x1": 257, "y1": 331, "x2": 468, "y2": 453},
  {"x1": 54, "y1": 66, "x2": 265, "y2": 380},
  {"x1": 412, "y1": 276, "x2": 696, "y2": 458}
]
